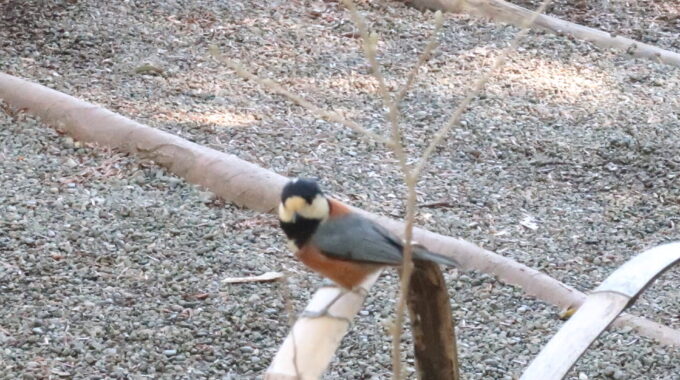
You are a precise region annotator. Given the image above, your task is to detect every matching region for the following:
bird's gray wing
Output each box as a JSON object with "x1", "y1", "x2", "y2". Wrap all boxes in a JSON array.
[
  {"x1": 311, "y1": 214, "x2": 405, "y2": 265},
  {"x1": 312, "y1": 214, "x2": 461, "y2": 268}
]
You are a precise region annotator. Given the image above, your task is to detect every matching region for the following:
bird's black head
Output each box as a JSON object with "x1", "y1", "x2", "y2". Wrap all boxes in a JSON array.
[
  {"x1": 280, "y1": 178, "x2": 323, "y2": 205},
  {"x1": 278, "y1": 178, "x2": 329, "y2": 248}
]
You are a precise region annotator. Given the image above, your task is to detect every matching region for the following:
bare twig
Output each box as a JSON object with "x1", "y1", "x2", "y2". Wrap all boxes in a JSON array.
[
  {"x1": 413, "y1": 0, "x2": 553, "y2": 178},
  {"x1": 392, "y1": 0, "x2": 550, "y2": 379},
  {"x1": 341, "y1": 0, "x2": 408, "y2": 159},
  {"x1": 395, "y1": 11, "x2": 445, "y2": 104},
  {"x1": 386, "y1": 21, "x2": 445, "y2": 375},
  {"x1": 341, "y1": 2, "x2": 443, "y2": 377},
  {"x1": 217, "y1": 0, "x2": 551, "y2": 377},
  {"x1": 390, "y1": 185, "x2": 417, "y2": 378},
  {"x1": 209, "y1": 46, "x2": 389, "y2": 145}
]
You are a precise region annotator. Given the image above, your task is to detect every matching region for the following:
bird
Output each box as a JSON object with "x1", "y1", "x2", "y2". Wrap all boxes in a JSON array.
[{"x1": 278, "y1": 178, "x2": 460, "y2": 317}]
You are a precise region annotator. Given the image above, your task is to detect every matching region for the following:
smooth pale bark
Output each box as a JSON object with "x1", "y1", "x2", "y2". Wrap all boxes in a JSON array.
[
  {"x1": 1, "y1": 73, "x2": 679, "y2": 378},
  {"x1": 0, "y1": 75, "x2": 283, "y2": 213},
  {"x1": 521, "y1": 243, "x2": 680, "y2": 380},
  {"x1": 523, "y1": 292, "x2": 630, "y2": 380},
  {"x1": 266, "y1": 273, "x2": 380, "y2": 379},
  {"x1": 400, "y1": 0, "x2": 680, "y2": 68}
]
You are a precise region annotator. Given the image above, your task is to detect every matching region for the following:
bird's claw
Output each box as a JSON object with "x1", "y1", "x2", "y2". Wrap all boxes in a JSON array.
[
  {"x1": 300, "y1": 308, "x2": 352, "y2": 324},
  {"x1": 300, "y1": 289, "x2": 354, "y2": 324}
]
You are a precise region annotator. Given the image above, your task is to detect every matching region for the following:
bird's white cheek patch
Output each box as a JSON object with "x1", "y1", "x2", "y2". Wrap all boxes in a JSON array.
[
  {"x1": 278, "y1": 203, "x2": 294, "y2": 222},
  {"x1": 297, "y1": 195, "x2": 329, "y2": 220},
  {"x1": 287, "y1": 239, "x2": 299, "y2": 252}
]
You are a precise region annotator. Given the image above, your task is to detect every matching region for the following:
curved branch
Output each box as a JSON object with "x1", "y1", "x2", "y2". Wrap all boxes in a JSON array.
[
  {"x1": 0, "y1": 74, "x2": 678, "y2": 377},
  {"x1": 521, "y1": 242, "x2": 680, "y2": 380},
  {"x1": 0, "y1": 73, "x2": 283, "y2": 213}
]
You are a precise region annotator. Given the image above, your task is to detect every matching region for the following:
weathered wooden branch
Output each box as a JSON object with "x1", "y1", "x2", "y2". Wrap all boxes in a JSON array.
[
  {"x1": 266, "y1": 273, "x2": 381, "y2": 379},
  {"x1": 521, "y1": 242, "x2": 680, "y2": 380},
  {"x1": 1, "y1": 73, "x2": 679, "y2": 379},
  {"x1": 400, "y1": 0, "x2": 680, "y2": 68},
  {"x1": 267, "y1": 261, "x2": 461, "y2": 379},
  {"x1": 407, "y1": 260, "x2": 459, "y2": 380}
]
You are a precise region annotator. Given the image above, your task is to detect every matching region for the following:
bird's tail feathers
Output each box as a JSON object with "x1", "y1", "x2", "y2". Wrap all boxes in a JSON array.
[{"x1": 412, "y1": 244, "x2": 461, "y2": 268}]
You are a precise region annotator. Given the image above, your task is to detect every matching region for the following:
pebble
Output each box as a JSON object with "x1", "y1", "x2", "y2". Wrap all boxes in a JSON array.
[
  {"x1": 198, "y1": 191, "x2": 215, "y2": 203},
  {"x1": 64, "y1": 158, "x2": 79, "y2": 168},
  {"x1": 62, "y1": 137, "x2": 75, "y2": 147}
]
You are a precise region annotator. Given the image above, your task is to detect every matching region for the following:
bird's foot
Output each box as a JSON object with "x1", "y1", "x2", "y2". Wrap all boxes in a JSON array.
[
  {"x1": 300, "y1": 308, "x2": 352, "y2": 324},
  {"x1": 300, "y1": 290, "x2": 352, "y2": 324}
]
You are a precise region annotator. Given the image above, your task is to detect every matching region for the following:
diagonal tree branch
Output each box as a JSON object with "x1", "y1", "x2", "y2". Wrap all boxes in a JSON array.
[
  {"x1": 401, "y1": 0, "x2": 680, "y2": 68},
  {"x1": 1, "y1": 73, "x2": 678, "y2": 379}
]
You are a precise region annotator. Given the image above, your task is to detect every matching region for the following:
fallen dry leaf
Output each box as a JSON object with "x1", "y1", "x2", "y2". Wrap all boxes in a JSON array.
[{"x1": 519, "y1": 215, "x2": 539, "y2": 230}]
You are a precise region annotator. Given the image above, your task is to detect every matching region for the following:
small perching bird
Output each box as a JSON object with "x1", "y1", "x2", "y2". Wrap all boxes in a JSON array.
[{"x1": 278, "y1": 178, "x2": 460, "y2": 308}]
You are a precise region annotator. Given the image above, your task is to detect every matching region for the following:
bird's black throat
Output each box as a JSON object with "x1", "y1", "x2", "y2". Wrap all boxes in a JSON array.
[{"x1": 280, "y1": 216, "x2": 321, "y2": 247}]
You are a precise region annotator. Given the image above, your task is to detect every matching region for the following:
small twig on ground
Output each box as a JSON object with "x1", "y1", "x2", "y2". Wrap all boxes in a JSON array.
[
  {"x1": 221, "y1": 271, "x2": 284, "y2": 284},
  {"x1": 420, "y1": 200, "x2": 456, "y2": 208}
]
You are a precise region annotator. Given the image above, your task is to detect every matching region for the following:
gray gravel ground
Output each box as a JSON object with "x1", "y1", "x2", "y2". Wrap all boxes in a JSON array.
[{"x1": 1, "y1": 0, "x2": 679, "y2": 379}]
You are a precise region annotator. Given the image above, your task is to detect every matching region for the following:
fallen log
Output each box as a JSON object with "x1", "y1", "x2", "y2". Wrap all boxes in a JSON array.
[{"x1": 400, "y1": 0, "x2": 680, "y2": 68}]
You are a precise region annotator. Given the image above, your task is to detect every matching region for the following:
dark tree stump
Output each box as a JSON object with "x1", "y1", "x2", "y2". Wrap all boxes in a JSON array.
[{"x1": 406, "y1": 260, "x2": 460, "y2": 380}]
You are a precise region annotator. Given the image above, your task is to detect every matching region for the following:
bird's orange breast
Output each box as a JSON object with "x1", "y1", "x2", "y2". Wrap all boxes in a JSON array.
[{"x1": 296, "y1": 244, "x2": 381, "y2": 290}]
